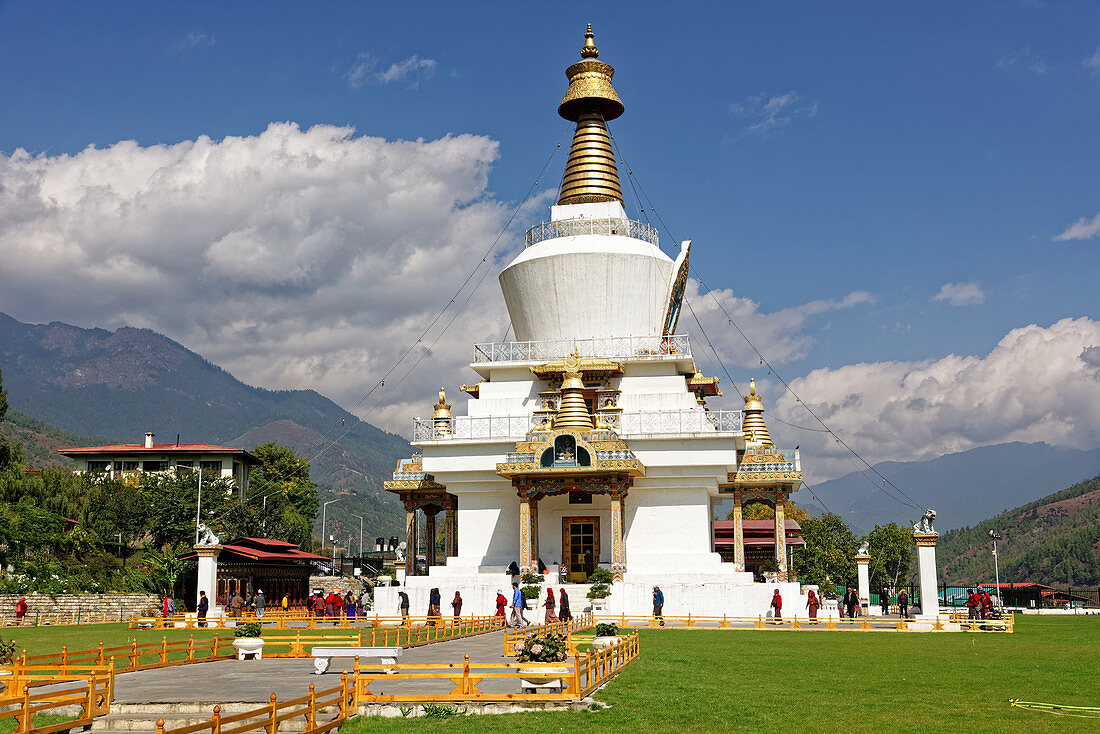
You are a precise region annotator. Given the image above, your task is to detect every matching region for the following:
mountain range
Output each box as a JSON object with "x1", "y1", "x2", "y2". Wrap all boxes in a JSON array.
[
  {"x1": 0, "y1": 312, "x2": 412, "y2": 539},
  {"x1": 802, "y1": 442, "x2": 1100, "y2": 535}
]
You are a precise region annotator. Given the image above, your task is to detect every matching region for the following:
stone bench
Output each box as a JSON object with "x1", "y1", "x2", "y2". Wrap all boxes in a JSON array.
[{"x1": 310, "y1": 646, "x2": 402, "y2": 675}]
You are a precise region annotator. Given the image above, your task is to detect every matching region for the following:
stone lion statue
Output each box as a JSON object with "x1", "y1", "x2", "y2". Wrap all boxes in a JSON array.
[
  {"x1": 196, "y1": 523, "x2": 220, "y2": 545},
  {"x1": 912, "y1": 509, "x2": 936, "y2": 534},
  {"x1": 857, "y1": 540, "x2": 869, "y2": 556}
]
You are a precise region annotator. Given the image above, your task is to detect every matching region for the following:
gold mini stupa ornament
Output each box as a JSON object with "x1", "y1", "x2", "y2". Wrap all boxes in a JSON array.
[
  {"x1": 553, "y1": 354, "x2": 594, "y2": 430},
  {"x1": 557, "y1": 24, "x2": 625, "y2": 206},
  {"x1": 432, "y1": 387, "x2": 452, "y2": 420},
  {"x1": 740, "y1": 378, "x2": 774, "y2": 446}
]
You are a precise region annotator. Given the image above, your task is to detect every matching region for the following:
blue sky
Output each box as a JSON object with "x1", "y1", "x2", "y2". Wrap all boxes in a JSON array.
[{"x1": 1, "y1": 1, "x2": 1099, "y2": 476}]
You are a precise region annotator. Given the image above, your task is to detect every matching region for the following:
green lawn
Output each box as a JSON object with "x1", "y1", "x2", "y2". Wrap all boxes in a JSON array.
[
  {"x1": 343, "y1": 616, "x2": 1100, "y2": 734},
  {"x1": 2, "y1": 622, "x2": 223, "y2": 659}
]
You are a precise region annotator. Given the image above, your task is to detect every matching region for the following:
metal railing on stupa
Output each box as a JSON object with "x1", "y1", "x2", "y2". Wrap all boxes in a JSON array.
[
  {"x1": 413, "y1": 408, "x2": 743, "y2": 442},
  {"x1": 525, "y1": 216, "x2": 660, "y2": 247},
  {"x1": 473, "y1": 334, "x2": 690, "y2": 363}
]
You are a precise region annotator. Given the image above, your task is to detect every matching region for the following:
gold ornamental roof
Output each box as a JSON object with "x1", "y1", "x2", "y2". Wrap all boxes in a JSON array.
[
  {"x1": 531, "y1": 356, "x2": 624, "y2": 379},
  {"x1": 557, "y1": 25, "x2": 624, "y2": 206}
]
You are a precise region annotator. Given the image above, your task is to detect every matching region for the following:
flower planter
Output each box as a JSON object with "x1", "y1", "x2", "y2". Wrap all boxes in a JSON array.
[
  {"x1": 232, "y1": 637, "x2": 265, "y2": 660},
  {"x1": 592, "y1": 635, "x2": 622, "y2": 650},
  {"x1": 518, "y1": 664, "x2": 571, "y2": 691},
  {"x1": 375, "y1": 576, "x2": 392, "y2": 586},
  {"x1": 588, "y1": 597, "x2": 608, "y2": 611}
]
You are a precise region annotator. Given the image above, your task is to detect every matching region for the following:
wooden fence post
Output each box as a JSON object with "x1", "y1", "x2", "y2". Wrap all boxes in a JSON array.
[
  {"x1": 97, "y1": 642, "x2": 105, "y2": 665},
  {"x1": 155, "y1": 718, "x2": 165, "y2": 734},
  {"x1": 212, "y1": 632, "x2": 220, "y2": 659},
  {"x1": 339, "y1": 672, "x2": 349, "y2": 716},
  {"x1": 307, "y1": 683, "x2": 316, "y2": 727},
  {"x1": 187, "y1": 635, "x2": 195, "y2": 661},
  {"x1": 212, "y1": 705, "x2": 221, "y2": 734},
  {"x1": 131, "y1": 639, "x2": 139, "y2": 670},
  {"x1": 463, "y1": 654, "x2": 470, "y2": 695},
  {"x1": 160, "y1": 636, "x2": 168, "y2": 664},
  {"x1": 267, "y1": 692, "x2": 277, "y2": 734}
]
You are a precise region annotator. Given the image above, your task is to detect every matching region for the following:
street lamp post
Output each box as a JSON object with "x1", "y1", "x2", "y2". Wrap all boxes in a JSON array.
[
  {"x1": 321, "y1": 499, "x2": 340, "y2": 551},
  {"x1": 352, "y1": 515, "x2": 364, "y2": 559},
  {"x1": 989, "y1": 530, "x2": 1002, "y2": 608},
  {"x1": 176, "y1": 464, "x2": 204, "y2": 544}
]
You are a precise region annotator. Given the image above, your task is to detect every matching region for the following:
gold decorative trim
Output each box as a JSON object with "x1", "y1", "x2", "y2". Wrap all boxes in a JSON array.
[{"x1": 912, "y1": 532, "x2": 939, "y2": 547}]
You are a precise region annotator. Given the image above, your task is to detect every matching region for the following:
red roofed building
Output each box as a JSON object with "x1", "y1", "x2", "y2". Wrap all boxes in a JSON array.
[
  {"x1": 212, "y1": 537, "x2": 329, "y2": 608},
  {"x1": 59, "y1": 432, "x2": 260, "y2": 497}
]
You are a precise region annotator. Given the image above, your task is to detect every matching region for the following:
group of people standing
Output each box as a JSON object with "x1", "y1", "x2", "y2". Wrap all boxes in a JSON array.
[
  {"x1": 966, "y1": 588, "x2": 996, "y2": 619},
  {"x1": 309, "y1": 589, "x2": 363, "y2": 620},
  {"x1": 503, "y1": 582, "x2": 573, "y2": 627}
]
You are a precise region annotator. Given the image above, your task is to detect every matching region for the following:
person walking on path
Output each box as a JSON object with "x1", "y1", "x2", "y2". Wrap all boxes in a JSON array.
[
  {"x1": 881, "y1": 588, "x2": 890, "y2": 616},
  {"x1": 311, "y1": 593, "x2": 325, "y2": 618},
  {"x1": 398, "y1": 591, "x2": 410, "y2": 620},
  {"x1": 966, "y1": 589, "x2": 980, "y2": 620},
  {"x1": 652, "y1": 586, "x2": 664, "y2": 626},
  {"x1": 345, "y1": 591, "x2": 357, "y2": 619},
  {"x1": 805, "y1": 589, "x2": 819, "y2": 623},
  {"x1": 845, "y1": 588, "x2": 857, "y2": 619},
  {"x1": 253, "y1": 590, "x2": 266, "y2": 618},
  {"x1": 980, "y1": 589, "x2": 994, "y2": 620},
  {"x1": 770, "y1": 589, "x2": 783, "y2": 622},
  {"x1": 559, "y1": 588, "x2": 572, "y2": 622},
  {"x1": 543, "y1": 587, "x2": 558, "y2": 624},
  {"x1": 14, "y1": 596, "x2": 27, "y2": 624},
  {"x1": 281, "y1": 594, "x2": 289, "y2": 613},
  {"x1": 230, "y1": 591, "x2": 244, "y2": 618},
  {"x1": 494, "y1": 589, "x2": 507, "y2": 617},
  {"x1": 898, "y1": 589, "x2": 909, "y2": 618},
  {"x1": 509, "y1": 582, "x2": 528, "y2": 627},
  {"x1": 197, "y1": 591, "x2": 209, "y2": 628},
  {"x1": 451, "y1": 591, "x2": 463, "y2": 620},
  {"x1": 163, "y1": 594, "x2": 175, "y2": 626},
  {"x1": 427, "y1": 588, "x2": 441, "y2": 626}
]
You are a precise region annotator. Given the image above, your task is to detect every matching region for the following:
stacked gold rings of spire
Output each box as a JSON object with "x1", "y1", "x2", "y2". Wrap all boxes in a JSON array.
[
  {"x1": 740, "y1": 378, "x2": 774, "y2": 446},
  {"x1": 553, "y1": 355, "x2": 595, "y2": 430},
  {"x1": 557, "y1": 25, "x2": 625, "y2": 206}
]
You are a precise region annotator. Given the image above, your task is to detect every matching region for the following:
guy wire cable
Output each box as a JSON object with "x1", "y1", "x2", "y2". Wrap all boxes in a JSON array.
[
  {"x1": 211, "y1": 125, "x2": 571, "y2": 519},
  {"x1": 613, "y1": 136, "x2": 925, "y2": 511}
]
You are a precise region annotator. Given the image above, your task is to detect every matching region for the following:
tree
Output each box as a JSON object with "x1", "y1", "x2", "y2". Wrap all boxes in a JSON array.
[
  {"x1": 864, "y1": 523, "x2": 914, "y2": 590},
  {"x1": 794, "y1": 514, "x2": 858, "y2": 585},
  {"x1": 245, "y1": 442, "x2": 318, "y2": 546},
  {"x1": 0, "y1": 369, "x2": 23, "y2": 471},
  {"x1": 139, "y1": 542, "x2": 196, "y2": 597},
  {"x1": 135, "y1": 470, "x2": 237, "y2": 549},
  {"x1": 728, "y1": 501, "x2": 808, "y2": 522}
]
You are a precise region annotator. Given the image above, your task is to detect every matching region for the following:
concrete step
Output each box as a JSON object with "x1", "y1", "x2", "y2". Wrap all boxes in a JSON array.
[{"x1": 90, "y1": 707, "x2": 341, "y2": 732}]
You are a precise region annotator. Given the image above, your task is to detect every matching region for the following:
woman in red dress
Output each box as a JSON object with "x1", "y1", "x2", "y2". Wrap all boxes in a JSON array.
[
  {"x1": 805, "y1": 589, "x2": 820, "y2": 623},
  {"x1": 543, "y1": 587, "x2": 558, "y2": 624}
]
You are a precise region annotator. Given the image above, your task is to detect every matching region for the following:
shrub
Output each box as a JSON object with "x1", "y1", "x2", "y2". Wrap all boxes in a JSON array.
[
  {"x1": 818, "y1": 580, "x2": 838, "y2": 599},
  {"x1": 234, "y1": 621, "x2": 263, "y2": 638},
  {"x1": 520, "y1": 572, "x2": 543, "y2": 585},
  {"x1": 0, "y1": 635, "x2": 16, "y2": 665},
  {"x1": 521, "y1": 585, "x2": 542, "y2": 599},
  {"x1": 588, "y1": 568, "x2": 614, "y2": 584},
  {"x1": 593, "y1": 622, "x2": 620, "y2": 637},
  {"x1": 513, "y1": 632, "x2": 568, "y2": 663}
]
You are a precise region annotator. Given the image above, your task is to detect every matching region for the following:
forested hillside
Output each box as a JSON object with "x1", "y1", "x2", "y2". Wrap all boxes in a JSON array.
[
  {"x1": 0, "y1": 312, "x2": 412, "y2": 536},
  {"x1": 939, "y1": 475, "x2": 1100, "y2": 586}
]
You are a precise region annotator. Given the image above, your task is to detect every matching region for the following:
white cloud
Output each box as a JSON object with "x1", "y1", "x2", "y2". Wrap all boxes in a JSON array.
[
  {"x1": 344, "y1": 53, "x2": 437, "y2": 89},
  {"x1": 0, "y1": 123, "x2": 524, "y2": 435},
  {"x1": 1054, "y1": 210, "x2": 1100, "y2": 241},
  {"x1": 728, "y1": 92, "x2": 818, "y2": 138},
  {"x1": 169, "y1": 31, "x2": 215, "y2": 55},
  {"x1": 932, "y1": 281, "x2": 986, "y2": 306},
  {"x1": 1084, "y1": 45, "x2": 1100, "y2": 74},
  {"x1": 998, "y1": 45, "x2": 1049, "y2": 75},
  {"x1": 773, "y1": 318, "x2": 1100, "y2": 481},
  {"x1": 682, "y1": 280, "x2": 874, "y2": 367}
]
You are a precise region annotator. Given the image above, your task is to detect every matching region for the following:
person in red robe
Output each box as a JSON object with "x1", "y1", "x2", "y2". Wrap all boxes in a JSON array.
[
  {"x1": 494, "y1": 590, "x2": 507, "y2": 617},
  {"x1": 770, "y1": 589, "x2": 783, "y2": 622},
  {"x1": 805, "y1": 589, "x2": 820, "y2": 622}
]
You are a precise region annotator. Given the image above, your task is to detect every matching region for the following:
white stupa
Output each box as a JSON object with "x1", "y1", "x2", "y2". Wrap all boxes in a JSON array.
[{"x1": 377, "y1": 26, "x2": 803, "y2": 618}]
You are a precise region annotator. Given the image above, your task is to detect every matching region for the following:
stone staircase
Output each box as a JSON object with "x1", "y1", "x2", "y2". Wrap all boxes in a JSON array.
[{"x1": 89, "y1": 702, "x2": 343, "y2": 734}]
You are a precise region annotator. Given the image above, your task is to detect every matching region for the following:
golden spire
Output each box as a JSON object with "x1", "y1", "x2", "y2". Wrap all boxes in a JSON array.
[
  {"x1": 553, "y1": 354, "x2": 594, "y2": 430},
  {"x1": 557, "y1": 25, "x2": 624, "y2": 206},
  {"x1": 740, "y1": 378, "x2": 773, "y2": 445}
]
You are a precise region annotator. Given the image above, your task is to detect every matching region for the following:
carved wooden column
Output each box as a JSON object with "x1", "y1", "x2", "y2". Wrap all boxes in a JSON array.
[
  {"x1": 530, "y1": 498, "x2": 540, "y2": 568},
  {"x1": 403, "y1": 500, "x2": 417, "y2": 577},
  {"x1": 424, "y1": 509, "x2": 438, "y2": 568},
  {"x1": 518, "y1": 484, "x2": 533, "y2": 573},
  {"x1": 732, "y1": 491, "x2": 745, "y2": 572},
  {"x1": 610, "y1": 482, "x2": 628, "y2": 580},
  {"x1": 774, "y1": 495, "x2": 788, "y2": 582},
  {"x1": 444, "y1": 495, "x2": 457, "y2": 558}
]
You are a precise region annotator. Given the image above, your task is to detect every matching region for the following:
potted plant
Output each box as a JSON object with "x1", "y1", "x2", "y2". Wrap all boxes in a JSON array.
[
  {"x1": 760, "y1": 559, "x2": 780, "y2": 583},
  {"x1": 586, "y1": 568, "x2": 614, "y2": 610},
  {"x1": 591, "y1": 622, "x2": 621, "y2": 649},
  {"x1": 231, "y1": 621, "x2": 265, "y2": 660},
  {"x1": 0, "y1": 634, "x2": 16, "y2": 695},
  {"x1": 514, "y1": 632, "x2": 571, "y2": 691},
  {"x1": 375, "y1": 566, "x2": 394, "y2": 587},
  {"x1": 520, "y1": 571, "x2": 543, "y2": 605}
]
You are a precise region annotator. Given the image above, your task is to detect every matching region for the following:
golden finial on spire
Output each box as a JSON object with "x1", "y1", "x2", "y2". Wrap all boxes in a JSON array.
[
  {"x1": 432, "y1": 387, "x2": 452, "y2": 420},
  {"x1": 741, "y1": 378, "x2": 773, "y2": 445},
  {"x1": 554, "y1": 353, "x2": 594, "y2": 430},
  {"x1": 557, "y1": 25, "x2": 625, "y2": 206},
  {"x1": 581, "y1": 23, "x2": 599, "y2": 58}
]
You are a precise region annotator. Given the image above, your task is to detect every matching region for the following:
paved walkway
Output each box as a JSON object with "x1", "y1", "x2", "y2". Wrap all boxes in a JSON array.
[{"x1": 112, "y1": 629, "x2": 516, "y2": 703}]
